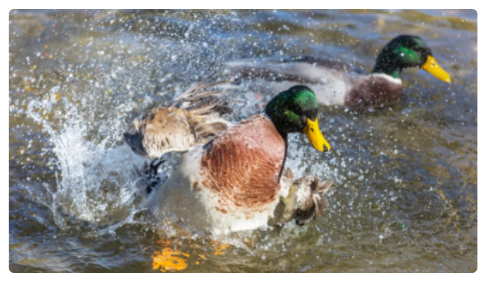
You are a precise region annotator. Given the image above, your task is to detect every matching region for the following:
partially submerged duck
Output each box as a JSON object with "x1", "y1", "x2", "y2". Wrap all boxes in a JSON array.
[
  {"x1": 225, "y1": 35, "x2": 451, "y2": 107},
  {"x1": 124, "y1": 82, "x2": 333, "y2": 235}
]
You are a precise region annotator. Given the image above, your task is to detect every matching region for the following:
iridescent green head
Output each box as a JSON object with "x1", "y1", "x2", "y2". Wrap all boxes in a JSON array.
[
  {"x1": 265, "y1": 85, "x2": 330, "y2": 152},
  {"x1": 373, "y1": 35, "x2": 451, "y2": 82}
]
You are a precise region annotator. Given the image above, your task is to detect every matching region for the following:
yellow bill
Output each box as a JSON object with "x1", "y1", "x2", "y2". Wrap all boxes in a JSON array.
[
  {"x1": 303, "y1": 118, "x2": 331, "y2": 152},
  {"x1": 421, "y1": 55, "x2": 451, "y2": 83}
]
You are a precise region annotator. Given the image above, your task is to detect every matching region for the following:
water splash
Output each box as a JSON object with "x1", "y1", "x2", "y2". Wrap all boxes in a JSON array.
[{"x1": 11, "y1": 96, "x2": 148, "y2": 229}]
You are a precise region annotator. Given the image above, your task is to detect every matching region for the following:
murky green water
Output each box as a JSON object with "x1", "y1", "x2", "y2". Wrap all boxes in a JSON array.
[{"x1": 9, "y1": 9, "x2": 477, "y2": 272}]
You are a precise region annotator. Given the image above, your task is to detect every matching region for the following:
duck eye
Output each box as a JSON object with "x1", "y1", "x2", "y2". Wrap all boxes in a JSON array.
[
  {"x1": 294, "y1": 105, "x2": 302, "y2": 114},
  {"x1": 300, "y1": 114, "x2": 307, "y2": 125}
]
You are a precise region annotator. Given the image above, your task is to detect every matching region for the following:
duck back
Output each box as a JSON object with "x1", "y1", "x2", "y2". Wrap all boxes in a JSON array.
[{"x1": 225, "y1": 56, "x2": 360, "y2": 106}]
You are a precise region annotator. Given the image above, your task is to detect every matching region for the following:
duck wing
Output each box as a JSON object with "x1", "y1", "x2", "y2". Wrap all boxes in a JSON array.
[
  {"x1": 171, "y1": 78, "x2": 233, "y2": 114},
  {"x1": 124, "y1": 78, "x2": 234, "y2": 158}
]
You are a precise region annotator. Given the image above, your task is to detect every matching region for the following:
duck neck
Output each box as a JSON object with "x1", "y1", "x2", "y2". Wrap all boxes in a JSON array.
[
  {"x1": 372, "y1": 50, "x2": 402, "y2": 79},
  {"x1": 372, "y1": 64, "x2": 401, "y2": 79},
  {"x1": 277, "y1": 132, "x2": 288, "y2": 182},
  {"x1": 263, "y1": 112, "x2": 289, "y2": 181}
]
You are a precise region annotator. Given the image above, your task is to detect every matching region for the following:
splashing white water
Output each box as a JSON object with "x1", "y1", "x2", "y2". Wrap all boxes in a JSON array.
[{"x1": 12, "y1": 97, "x2": 148, "y2": 229}]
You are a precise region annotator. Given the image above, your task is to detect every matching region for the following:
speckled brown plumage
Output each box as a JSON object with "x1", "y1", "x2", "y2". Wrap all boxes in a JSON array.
[
  {"x1": 200, "y1": 115, "x2": 286, "y2": 216},
  {"x1": 123, "y1": 78, "x2": 232, "y2": 158}
]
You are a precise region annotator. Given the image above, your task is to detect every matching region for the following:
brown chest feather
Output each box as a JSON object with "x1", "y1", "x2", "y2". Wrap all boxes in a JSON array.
[
  {"x1": 345, "y1": 75, "x2": 403, "y2": 107},
  {"x1": 200, "y1": 115, "x2": 286, "y2": 214}
]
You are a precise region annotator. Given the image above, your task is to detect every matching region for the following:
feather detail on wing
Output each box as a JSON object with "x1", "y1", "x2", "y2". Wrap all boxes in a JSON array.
[{"x1": 124, "y1": 77, "x2": 234, "y2": 158}]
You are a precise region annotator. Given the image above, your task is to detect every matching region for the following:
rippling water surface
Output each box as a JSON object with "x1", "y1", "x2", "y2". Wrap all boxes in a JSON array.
[{"x1": 9, "y1": 9, "x2": 477, "y2": 272}]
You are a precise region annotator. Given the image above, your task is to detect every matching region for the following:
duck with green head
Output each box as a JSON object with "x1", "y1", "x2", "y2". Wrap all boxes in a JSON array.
[
  {"x1": 124, "y1": 82, "x2": 333, "y2": 235},
  {"x1": 225, "y1": 35, "x2": 451, "y2": 107}
]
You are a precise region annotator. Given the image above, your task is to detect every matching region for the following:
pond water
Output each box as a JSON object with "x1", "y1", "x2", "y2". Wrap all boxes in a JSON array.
[{"x1": 9, "y1": 9, "x2": 477, "y2": 273}]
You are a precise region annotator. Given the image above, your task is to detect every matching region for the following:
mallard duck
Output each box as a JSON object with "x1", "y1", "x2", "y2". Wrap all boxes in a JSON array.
[
  {"x1": 124, "y1": 81, "x2": 332, "y2": 235},
  {"x1": 225, "y1": 35, "x2": 451, "y2": 107}
]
